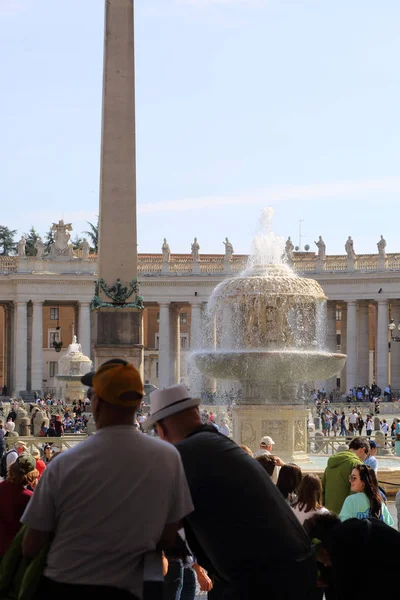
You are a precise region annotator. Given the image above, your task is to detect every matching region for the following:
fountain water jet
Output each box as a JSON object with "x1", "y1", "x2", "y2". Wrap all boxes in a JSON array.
[{"x1": 193, "y1": 209, "x2": 346, "y2": 460}]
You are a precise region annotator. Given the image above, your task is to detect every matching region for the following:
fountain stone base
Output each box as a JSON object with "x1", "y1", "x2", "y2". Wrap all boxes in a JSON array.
[{"x1": 232, "y1": 404, "x2": 310, "y2": 463}]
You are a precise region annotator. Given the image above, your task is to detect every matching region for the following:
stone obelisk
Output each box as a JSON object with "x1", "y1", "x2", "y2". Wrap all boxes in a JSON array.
[{"x1": 92, "y1": 0, "x2": 144, "y2": 372}]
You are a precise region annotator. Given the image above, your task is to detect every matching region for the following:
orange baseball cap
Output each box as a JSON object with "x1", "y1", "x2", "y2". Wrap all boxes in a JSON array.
[{"x1": 92, "y1": 361, "x2": 144, "y2": 407}]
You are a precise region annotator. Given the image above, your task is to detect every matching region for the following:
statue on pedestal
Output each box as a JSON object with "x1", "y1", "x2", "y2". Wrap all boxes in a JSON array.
[
  {"x1": 48, "y1": 219, "x2": 76, "y2": 259},
  {"x1": 314, "y1": 235, "x2": 326, "y2": 261},
  {"x1": 285, "y1": 236, "x2": 294, "y2": 263},
  {"x1": 377, "y1": 235, "x2": 386, "y2": 258},
  {"x1": 345, "y1": 236, "x2": 356, "y2": 260},
  {"x1": 80, "y1": 238, "x2": 90, "y2": 260},
  {"x1": 162, "y1": 238, "x2": 170, "y2": 262},
  {"x1": 35, "y1": 236, "x2": 45, "y2": 258},
  {"x1": 223, "y1": 237, "x2": 234, "y2": 258},
  {"x1": 17, "y1": 236, "x2": 26, "y2": 257},
  {"x1": 191, "y1": 237, "x2": 200, "y2": 262}
]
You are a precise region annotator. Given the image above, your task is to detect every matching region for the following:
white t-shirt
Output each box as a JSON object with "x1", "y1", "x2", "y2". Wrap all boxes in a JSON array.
[
  {"x1": 21, "y1": 425, "x2": 193, "y2": 599},
  {"x1": 253, "y1": 448, "x2": 271, "y2": 457},
  {"x1": 291, "y1": 505, "x2": 329, "y2": 525},
  {"x1": 349, "y1": 414, "x2": 357, "y2": 424}
]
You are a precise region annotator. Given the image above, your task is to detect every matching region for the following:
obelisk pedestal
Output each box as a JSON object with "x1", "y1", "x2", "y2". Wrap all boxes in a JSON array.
[{"x1": 92, "y1": 0, "x2": 144, "y2": 374}]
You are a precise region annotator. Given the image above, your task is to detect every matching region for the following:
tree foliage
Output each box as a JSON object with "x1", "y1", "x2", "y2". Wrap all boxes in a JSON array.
[
  {"x1": 72, "y1": 234, "x2": 84, "y2": 250},
  {"x1": 44, "y1": 227, "x2": 55, "y2": 254},
  {"x1": 83, "y1": 217, "x2": 98, "y2": 253},
  {"x1": 0, "y1": 225, "x2": 17, "y2": 256},
  {"x1": 24, "y1": 226, "x2": 40, "y2": 256}
]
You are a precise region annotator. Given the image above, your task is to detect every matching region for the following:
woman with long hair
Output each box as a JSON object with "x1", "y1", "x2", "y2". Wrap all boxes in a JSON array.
[
  {"x1": 291, "y1": 474, "x2": 329, "y2": 525},
  {"x1": 276, "y1": 463, "x2": 302, "y2": 504},
  {"x1": 0, "y1": 454, "x2": 39, "y2": 557},
  {"x1": 339, "y1": 464, "x2": 393, "y2": 525}
]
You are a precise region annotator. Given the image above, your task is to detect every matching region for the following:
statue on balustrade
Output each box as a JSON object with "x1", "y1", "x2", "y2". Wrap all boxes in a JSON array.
[
  {"x1": 285, "y1": 236, "x2": 294, "y2": 263},
  {"x1": 80, "y1": 238, "x2": 90, "y2": 260},
  {"x1": 223, "y1": 237, "x2": 234, "y2": 258},
  {"x1": 162, "y1": 238, "x2": 171, "y2": 262},
  {"x1": 191, "y1": 237, "x2": 200, "y2": 262},
  {"x1": 48, "y1": 219, "x2": 76, "y2": 259},
  {"x1": 34, "y1": 236, "x2": 45, "y2": 258},
  {"x1": 345, "y1": 236, "x2": 356, "y2": 260},
  {"x1": 377, "y1": 235, "x2": 386, "y2": 257},
  {"x1": 17, "y1": 236, "x2": 26, "y2": 257},
  {"x1": 314, "y1": 235, "x2": 326, "y2": 261}
]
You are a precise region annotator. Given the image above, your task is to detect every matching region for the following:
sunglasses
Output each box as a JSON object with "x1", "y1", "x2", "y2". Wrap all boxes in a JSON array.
[{"x1": 349, "y1": 475, "x2": 358, "y2": 482}]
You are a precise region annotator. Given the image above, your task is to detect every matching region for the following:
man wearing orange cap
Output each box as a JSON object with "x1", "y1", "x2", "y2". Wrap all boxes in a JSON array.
[{"x1": 20, "y1": 359, "x2": 193, "y2": 600}]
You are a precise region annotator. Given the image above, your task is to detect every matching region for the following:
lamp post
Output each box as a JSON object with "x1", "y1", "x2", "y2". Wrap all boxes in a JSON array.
[{"x1": 52, "y1": 306, "x2": 63, "y2": 353}]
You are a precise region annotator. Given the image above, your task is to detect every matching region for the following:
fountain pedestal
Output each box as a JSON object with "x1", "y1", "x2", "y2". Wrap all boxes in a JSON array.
[{"x1": 232, "y1": 404, "x2": 310, "y2": 462}]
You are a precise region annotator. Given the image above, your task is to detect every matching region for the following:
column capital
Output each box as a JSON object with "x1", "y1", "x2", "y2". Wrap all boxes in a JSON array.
[
  {"x1": 346, "y1": 300, "x2": 358, "y2": 306},
  {"x1": 79, "y1": 301, "x2": 91, "y2": 307},
  {"x1": 158, "y1": 302, "x2": 170, "y2": 309},
  {"x1": 31, "y1": 300, "x2": 44, "y2": 306},
  {"x1": 14, "y1": 300, "x2": 27, "y2": 307},
  {"x1": 377, "y1": 299, "x2": 388, "y2": 305}
]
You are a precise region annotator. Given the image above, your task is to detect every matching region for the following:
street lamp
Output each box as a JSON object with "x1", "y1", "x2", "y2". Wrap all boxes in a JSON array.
[
  {"x1": 388, "y1": 319, "x2": 400, "y2": 342},
  {"x1": 52, "y1": 306, "x2": 63, "y2": 352}
]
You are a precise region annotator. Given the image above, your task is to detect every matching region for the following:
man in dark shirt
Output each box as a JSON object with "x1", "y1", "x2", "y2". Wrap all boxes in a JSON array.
[{"x1": 146, "y1": 384, "x2": 315, "y2": 599}]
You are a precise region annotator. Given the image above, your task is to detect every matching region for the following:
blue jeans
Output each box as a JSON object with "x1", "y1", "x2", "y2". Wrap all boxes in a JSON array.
[{"x1": 180, "y1": 568, "x2": 196, "y2": 600}]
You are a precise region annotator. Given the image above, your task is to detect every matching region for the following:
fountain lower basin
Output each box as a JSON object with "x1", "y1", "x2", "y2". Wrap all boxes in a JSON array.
[{"x1": 194, "y1": 350, "x2": 346, "y2": 384}]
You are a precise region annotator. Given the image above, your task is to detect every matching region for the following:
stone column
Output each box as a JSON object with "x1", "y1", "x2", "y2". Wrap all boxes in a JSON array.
[
  {"x1": 169, "y1": 306, "x2": 181, "y2": 385},
  {"x1": 340, "y1": 304, "x2": 347, "y2": 391},
  {"x1": 158, "y1": 303, "x2": 170, "y2": 388},
  {"x1": 31, "y1": 301, "x2": 43, "y2": 392},
  {"x1": 346, "y1": 301, "x2": 357, "y2": 391},
  {"x1": 14, "y1": 301, "x2": 28, "y2": 395},
  {"x1": 78, "y1": 302, "x2": 92, "y2": 359},
  {"x1": 389, "y1": 301, "x2": 400, "y2": 390},
  {"x1": 357, "y1": 301, "x2": 369, "y2": 386},
  {"x1": 190, "y1": 302, "x2": 202, "y2": 396},
  {"x1": 325, "y1": 301, "x2": 338, "y2": 393},
  {"x1": 376, "y1": 300, "x2": 389, "y2": 391}
]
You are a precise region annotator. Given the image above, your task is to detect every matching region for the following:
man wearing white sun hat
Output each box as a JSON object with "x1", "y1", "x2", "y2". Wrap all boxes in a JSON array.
[{"x1": 145, "y1": 384, "x2": 315, "y2": 599}]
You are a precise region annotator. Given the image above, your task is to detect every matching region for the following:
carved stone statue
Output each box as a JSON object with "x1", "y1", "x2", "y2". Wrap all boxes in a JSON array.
[
  {"x1": 345, "y1": 236, "x2": 356, "y2": 260},
  {"x1": 285, "y1": 236, "x2": 294, "y2": 263},
  {"x1": 34, "y1": 236, "x2": 45, "y2": 258},
  {"x1": 162, "y1": 238, "x2": 170, "y2": 262},
  {"x1": 17, "y1": 236, "x2": 26, "y2": 257},
  {"x1": 223, "y1": 237, "x2": 234, "y2": 258},
  {"x1": 80, "y1": 238, "x2": 90, "y2": 260},
  {"x1": 314, "y1": 235, "x2": 326, "y2": 261},
  {"x1": 191, "y1": 237, "x2": 200, "y2": 262},
  {"x1": 48, "y1": 219, "x2": 76, "y2": 259},
  {"x1": 377, "y1": 235, "x2": 386, "y2": 257}
]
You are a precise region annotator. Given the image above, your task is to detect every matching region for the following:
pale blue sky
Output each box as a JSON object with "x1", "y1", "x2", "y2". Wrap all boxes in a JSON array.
[{"x1": 1, "y1": 0, "x2": 400, "y2": 255}]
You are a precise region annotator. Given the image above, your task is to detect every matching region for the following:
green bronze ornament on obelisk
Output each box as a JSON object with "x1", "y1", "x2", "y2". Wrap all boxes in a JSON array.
[{"x1": 92, "y1": 0, "x2": 144, "y2": 371}]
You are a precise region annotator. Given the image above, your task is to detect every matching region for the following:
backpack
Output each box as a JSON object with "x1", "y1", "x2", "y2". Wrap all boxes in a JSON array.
[{"x1": 0, "y1": 449, "x2": 17, "y2": 478}]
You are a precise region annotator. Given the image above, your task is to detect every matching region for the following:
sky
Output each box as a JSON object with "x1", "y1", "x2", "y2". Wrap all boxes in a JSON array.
[{"x1": 1, "y1": 0, "x2": 400, "y2": 256}]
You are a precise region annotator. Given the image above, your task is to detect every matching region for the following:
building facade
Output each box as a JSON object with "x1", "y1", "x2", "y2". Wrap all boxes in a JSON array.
[{"x1": 1, "y1": 246, "x2": 400, "y2": 397}]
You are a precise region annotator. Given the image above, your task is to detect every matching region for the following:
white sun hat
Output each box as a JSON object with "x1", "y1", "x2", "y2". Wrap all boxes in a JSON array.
[{"x1": 143, "y1": 384, "x2": 199, "y2": 431}]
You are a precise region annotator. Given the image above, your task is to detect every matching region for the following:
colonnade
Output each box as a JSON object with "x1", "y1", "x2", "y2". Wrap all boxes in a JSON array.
[
  {"x1": 327, "y1": 298, "x2": 400, "y2": 393},
  {"x1": 12, "y1": 300, "x2": 91, "y2": 395},
  {"x1": 157, "y1": 301, "x2": 207, "y2": 392}
]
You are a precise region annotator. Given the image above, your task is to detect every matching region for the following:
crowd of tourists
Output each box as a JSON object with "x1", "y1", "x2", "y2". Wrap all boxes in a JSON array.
[{"x1": 0, "y1": 360, "x2": 399, "y2": 600}]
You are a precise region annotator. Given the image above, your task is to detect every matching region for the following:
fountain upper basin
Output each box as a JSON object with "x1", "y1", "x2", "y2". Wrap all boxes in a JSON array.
[{"x1": 193, "y1": 349, "x2": 346, "y2": 384}]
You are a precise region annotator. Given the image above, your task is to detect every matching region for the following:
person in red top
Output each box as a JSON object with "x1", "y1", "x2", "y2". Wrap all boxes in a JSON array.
[
  {"x1": 31, "y1": 447, "x2": 46, "y2": 478},
  {"x1": 0, "y1": 453, "x2": 39, "y2": 557}
]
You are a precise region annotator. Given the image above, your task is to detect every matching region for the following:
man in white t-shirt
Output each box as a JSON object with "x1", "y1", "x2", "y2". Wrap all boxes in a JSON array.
[
  {"x1": 254, "y1": 435, "x2": 275, "y2": 457},
  {"x1": 21, "y1": 359, "x2": 193, "y2": 600},
  {"x1": 348, "y1": 410, "x2": 358, "y2": 432}
]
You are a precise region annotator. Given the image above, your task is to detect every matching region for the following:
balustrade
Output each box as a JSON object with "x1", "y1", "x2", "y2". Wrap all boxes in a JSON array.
[{"x1": 1, "y1": 251, "x2": 400, "y2": 276}]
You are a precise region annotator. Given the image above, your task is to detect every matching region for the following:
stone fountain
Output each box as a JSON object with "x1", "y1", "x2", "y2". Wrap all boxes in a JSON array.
[
  {"x1": 56, "y1": 336, "x2": 92, "y2": 402},
  {"x1": 193, "y1": 208, "x2": 346, "y2": 461}
]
